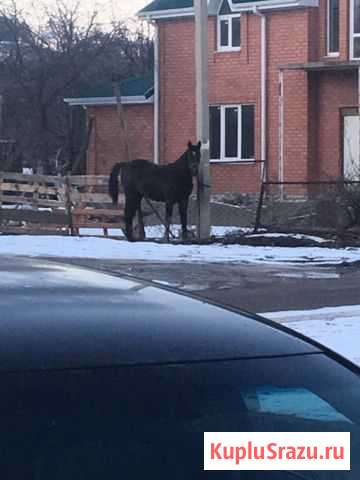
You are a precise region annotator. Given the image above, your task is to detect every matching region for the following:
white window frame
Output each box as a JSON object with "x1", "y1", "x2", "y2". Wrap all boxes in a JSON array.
[
  {"x1": 217, "y1": 14, "x2": 241, "y2": 52},
  {"x1": 350, "y1": 0, "x2": 360, "y2": 59},
  {"x1": 210, "y1": 104, "x2": 255, "y2": 163},
  {"x1": 327, "y1": 0, "x2": 339, "y2": 57}
]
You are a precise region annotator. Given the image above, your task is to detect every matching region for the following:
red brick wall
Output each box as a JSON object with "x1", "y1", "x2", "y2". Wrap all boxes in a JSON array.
[
  {"x1": 317, "y1": 0, "x2": 350, "y2": 59},
  {"x1": 86, "y1": 1, "x2": 356, "y2": 194},
  {"x1": 157, "y1": 3, "x2": 357, "y2": 194},
  {"x1": 158, "y1": 9, "x2": 319, "y2": 194},
  {"x1": 266, "y1": 10, "x2": 315, "y2": 186},
  {"x1": 87, "y1": 104, "x2": 154, "y2": 174},
  {"x1": 316, "y1": 70, "x2": 357, "y2": 179},
  {"x1": 339, "y1": 0, "x2": 350, "y2": 60}
]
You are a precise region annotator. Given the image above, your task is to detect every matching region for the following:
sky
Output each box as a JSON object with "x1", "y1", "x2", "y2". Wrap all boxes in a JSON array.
[
  {"x1": 4, "y1": 0, "x2": 151, "y2": 26},
  {"x1": 118, "y1": 0, "x2": 150, "y2": 19}
]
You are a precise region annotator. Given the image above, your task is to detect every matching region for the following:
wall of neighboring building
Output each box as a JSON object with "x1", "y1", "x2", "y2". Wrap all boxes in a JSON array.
[
  {"x1": 85, "y1": 1, "x2": 357, "y2": 193},
  {"x1": 86, "y1": 104, "x2": 154, "y2": 174},
  {"x1": 267, "y1": 9, "x2": 317, "y2": 188},
  {"x1": 157, "y1": 8, "x2": 319, "y2": 194},
  {"x1": 315, "y1": 70, "x2": 357, "y2": 179}
]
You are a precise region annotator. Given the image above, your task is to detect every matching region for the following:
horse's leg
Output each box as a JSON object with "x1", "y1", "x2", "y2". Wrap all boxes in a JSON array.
[
  {"x1": 178, "y1": 198, "x2": 189, "y2": 241},
  {"x1": 165, "y1": 202, "x2": 173, "y2": 242},
  {"x1": 137, "y1": 199, "x2": 146, "y2": 241},
  {"x1": 124, "y1": 196, "x2": 139, "y2": 242}
]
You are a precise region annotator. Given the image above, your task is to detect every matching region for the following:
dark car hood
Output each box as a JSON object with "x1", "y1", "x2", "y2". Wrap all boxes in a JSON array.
[{"x1": 0, "y1": 257, "x2": 320, "y2": 372}]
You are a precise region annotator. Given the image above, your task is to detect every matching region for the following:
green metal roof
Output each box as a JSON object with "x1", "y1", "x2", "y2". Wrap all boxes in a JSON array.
[
  {"x1": 79, "y1": 73, "x2": 154, "y2": 99},
  {"x1": 121, "y1": 73, "x2": 154, "y2": 97},
  {"x1": 139, "y1": 0, "x2": 193, "y2": 14}
]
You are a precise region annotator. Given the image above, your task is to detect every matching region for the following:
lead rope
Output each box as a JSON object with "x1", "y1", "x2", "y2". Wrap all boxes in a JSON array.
[{"x1": 142, "y1": 196, "x2": 176, "y2": 240}]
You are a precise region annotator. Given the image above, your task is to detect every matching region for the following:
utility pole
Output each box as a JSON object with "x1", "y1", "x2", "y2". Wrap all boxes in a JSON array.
[
  {"x1": 0, "y1": 95, "x2": 3, "y2": 139},
  {"x1": 195, "y1": 0, "x2": 211, "y2": 241}
]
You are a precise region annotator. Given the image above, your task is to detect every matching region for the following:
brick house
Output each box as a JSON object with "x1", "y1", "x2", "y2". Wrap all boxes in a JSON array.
[
  {"x1": 66, "y1": 0, "x2": 360, "y2": 194},
  {"x1": 64, "y1": 74, "x2": 155, "y2": 175}
]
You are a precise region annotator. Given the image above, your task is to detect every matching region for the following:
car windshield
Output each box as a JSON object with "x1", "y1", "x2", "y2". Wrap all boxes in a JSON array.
[{"x1": 0, "y1": 353, "x2": 359, "y2": 479}]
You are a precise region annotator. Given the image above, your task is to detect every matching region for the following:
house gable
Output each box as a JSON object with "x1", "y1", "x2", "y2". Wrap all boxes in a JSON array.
[{"x1": 219, "y1": 0, "x2": 232, "y2": 14}]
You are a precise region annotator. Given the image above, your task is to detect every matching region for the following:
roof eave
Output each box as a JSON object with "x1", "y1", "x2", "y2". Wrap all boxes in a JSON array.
[
  {"x1": 137, "y1": 0, "x2": 318, "y2": 19},
  {"x1": 230, "y1": 0, "x2": 318, "y2": 12},
  {"x1": 137, "y1": 6, "x2": 194, "y2": 20},
  {"x1": 64, "y1": 95, "x2": 154, "y2": 107}
]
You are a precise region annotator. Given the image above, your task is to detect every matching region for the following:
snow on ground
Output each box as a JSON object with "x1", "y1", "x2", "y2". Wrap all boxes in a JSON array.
[
  {"x1": 273, "y1": 272, "x2": 340, "y2": 279},
  {"x1": 79, "y1": 225, "x2": 249, "y2": 238},
  {"x1": 247, "y1": 233, "x2": 332, "y2": 244},
  {"x1": 263, "y1": 305, "x2": 360, "y2": 366},
  {"x1": 0, "y1": 235, "x2": 360, "y2": 264}
]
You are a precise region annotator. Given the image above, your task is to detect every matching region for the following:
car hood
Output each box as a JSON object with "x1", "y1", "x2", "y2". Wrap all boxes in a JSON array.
[{"x1": 0, "y1": 257, "x2": 320, "y2": 372}]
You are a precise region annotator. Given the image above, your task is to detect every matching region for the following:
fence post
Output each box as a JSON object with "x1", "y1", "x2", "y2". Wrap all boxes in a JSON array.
[
  {"x1": 254, "y1": 181, "x2": 266, "y2": 233},
  {"x1": 0, "y1": 172, "x2": 3, "y2": 228},
  {"x1": 65, "y1": 175, "x2": 73, "y2": 235}
]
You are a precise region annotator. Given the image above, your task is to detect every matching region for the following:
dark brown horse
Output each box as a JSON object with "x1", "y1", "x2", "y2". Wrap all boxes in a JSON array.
[{"x1": 109, "y1": 141, "x2": 201, "y2": 242}]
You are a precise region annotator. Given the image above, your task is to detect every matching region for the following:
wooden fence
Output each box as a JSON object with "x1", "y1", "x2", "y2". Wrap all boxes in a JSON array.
[{"x1": 0, "y1": 172, "x2": 126, "y2": 236}]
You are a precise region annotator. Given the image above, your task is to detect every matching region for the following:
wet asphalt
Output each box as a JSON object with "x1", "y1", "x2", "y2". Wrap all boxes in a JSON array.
[{"x1": 43, "y1": 257, "x2": 360, "y2": 314}]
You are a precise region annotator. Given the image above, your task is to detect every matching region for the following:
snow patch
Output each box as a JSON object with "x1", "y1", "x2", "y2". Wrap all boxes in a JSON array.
[
  {"x1": 248, "y1": 233, "x2": 330, "y2": 243},
  {"x1": 273, "y1": 272, "x2": 340, "y2": 280},
  {"x1": 79, "y1": 225, "x2": 244, "y2": 238},
  {"x1": 0, "y1": 235, "x2": 360, "y2": 265},
  {"x1": 263, "y1": 305, "x2": 360, "y2": 366}
]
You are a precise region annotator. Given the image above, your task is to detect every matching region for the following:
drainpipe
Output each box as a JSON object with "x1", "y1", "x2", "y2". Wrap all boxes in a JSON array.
[
  {"x1": 153, "y1": 22, "x2": 160, "y2": 164},
  {"x1": 278, "y1": 68, "x2": 284, "y2": 200},
  {"x1": 253, "y1": 6, "x2": 267, "y2": 181},
  {"x1": 358, "y1": 66, "x2": 360, "y2": 179}
]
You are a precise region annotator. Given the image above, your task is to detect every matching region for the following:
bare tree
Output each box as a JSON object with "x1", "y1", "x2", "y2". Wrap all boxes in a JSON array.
[{"x1": 0, "y1": 1, "x2": 153, "y2": 173}]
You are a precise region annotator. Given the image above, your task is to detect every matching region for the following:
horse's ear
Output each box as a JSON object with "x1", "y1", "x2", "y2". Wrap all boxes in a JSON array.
[
  {"x1": 197, "y1": 141, "x2": 202, "y2": 149},
  {"x1": 188, "y1": 141, "x2": 193, "y2": 149}
]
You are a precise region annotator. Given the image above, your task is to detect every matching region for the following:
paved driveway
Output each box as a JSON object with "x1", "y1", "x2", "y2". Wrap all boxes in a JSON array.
[{"x1": 48, "y1": 258, "x2": 360, "y2": 314}]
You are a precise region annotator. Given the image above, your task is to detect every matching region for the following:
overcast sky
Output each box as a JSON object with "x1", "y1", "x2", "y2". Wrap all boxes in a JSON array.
[
  {"x1": 6, "y1": 0, "x2": 151, "y2": 25},
  {"x1": 119, "y1": 0, "x2": 150, "y2": 18}
]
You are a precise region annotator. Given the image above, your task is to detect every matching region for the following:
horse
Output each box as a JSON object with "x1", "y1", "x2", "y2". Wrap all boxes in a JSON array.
[{"x1": 109, "y1": 141, "x2": 201, "y2": 242}]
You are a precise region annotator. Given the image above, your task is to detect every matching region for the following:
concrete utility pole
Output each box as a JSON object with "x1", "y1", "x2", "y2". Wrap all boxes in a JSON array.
[
  {"x1": 0, "y1": 95, "x2": 3, "y2": 139},
  {"x1": 195, "y1": 0, "x2": 211, "y2": 241}
]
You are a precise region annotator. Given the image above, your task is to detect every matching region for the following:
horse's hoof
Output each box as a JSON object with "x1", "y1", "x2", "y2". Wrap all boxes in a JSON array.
[{"x1": 182, "y1": 231, "x2": 189, "y2": 241}]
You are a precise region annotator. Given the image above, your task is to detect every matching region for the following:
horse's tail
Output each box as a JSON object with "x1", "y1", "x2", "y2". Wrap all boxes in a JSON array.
[{"x1": 109, "y1": 163, "x2": 124, "y2": 205}]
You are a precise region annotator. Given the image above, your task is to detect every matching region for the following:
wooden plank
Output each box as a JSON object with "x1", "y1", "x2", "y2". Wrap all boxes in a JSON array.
[
  {"x1": 0, "y1": 172, "x2": 65, "y2": 184},
  {"x1": 71, "y1": 192, "x2": 113, "y2": 204},
  {"x1": 68, "y1": 175, "x2": 109, "y2": 186},
  {"x1": 0, "y1": 183, "x2": 66, "y2": 195},
  {"x1": 0, "y1": 195, "x2": 65, "y2": 208},
  {"x1": 0, "y1": 209, "x2": 69, "y2": 224},
  {"x1": 0, "y1": 225, "x2": 69, "y2": 235},
  {"x1": 71, "y1": 222, "x2": 126, "y2": 229},
  {"x1": 72, "y1": 208, "x2": 124, "y2": 216},
  {"x1": 0, "y1": 174, "x2": 140, "y2": 235},
  {"x1": 71, "y1": 208, "x2": 151, "y2": 218}
]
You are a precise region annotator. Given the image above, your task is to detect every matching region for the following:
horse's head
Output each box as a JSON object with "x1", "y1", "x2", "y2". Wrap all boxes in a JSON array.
[{"x1": 186, "y1": 141, "x2": 201, "y2": 177}]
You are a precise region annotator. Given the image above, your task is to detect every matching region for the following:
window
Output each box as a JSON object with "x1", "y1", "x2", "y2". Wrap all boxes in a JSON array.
[
  {"x1": 327, "y1": 0, "x2": 339, "y2": 55},
  {"x1": 217, "y1": 0, "x2": 241, "y2": 51},
  {"x1": 210, "y1": 105, "x2": 255, "y2": 162},
  {"x1": 351, "y1": 0, "x2": 360, "y2": 58},
  {"x1": 1, "y1": 355, "x2": 359, "y2": 478}
]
